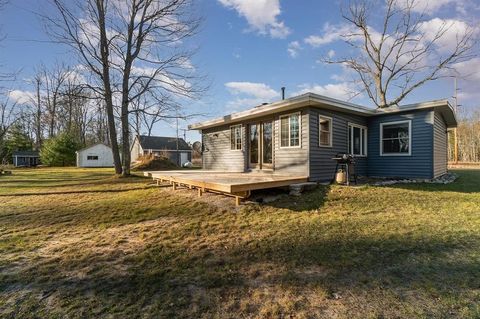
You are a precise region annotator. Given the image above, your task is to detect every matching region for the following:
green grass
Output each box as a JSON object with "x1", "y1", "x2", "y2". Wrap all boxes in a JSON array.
[{"x1": 1, "y1": 167, "x2": 480, "y2": 318}]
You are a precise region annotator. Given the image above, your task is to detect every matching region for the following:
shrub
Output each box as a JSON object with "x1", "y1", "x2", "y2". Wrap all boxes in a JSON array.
[{"x1": 40, "y1": 133, "x2": 79, "y2": 166}]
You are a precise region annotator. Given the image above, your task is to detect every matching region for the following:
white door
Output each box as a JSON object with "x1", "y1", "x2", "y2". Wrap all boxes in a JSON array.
[{"x1": 180, "y1": 152, "x2": 188, "y2": 165}]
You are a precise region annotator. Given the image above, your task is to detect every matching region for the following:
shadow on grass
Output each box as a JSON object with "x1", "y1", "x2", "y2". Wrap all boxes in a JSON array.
[
  {"x1": 0, "y1": 186, "x2": 152, "y2": 197},
  {"x1": 2, "y1": 226, "x2": 479, "y2": 318}
]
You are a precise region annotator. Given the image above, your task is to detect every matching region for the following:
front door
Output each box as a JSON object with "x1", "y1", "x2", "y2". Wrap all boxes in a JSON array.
[{"x1": 249, "y1": 121, "x2": 273, "y2": 170}]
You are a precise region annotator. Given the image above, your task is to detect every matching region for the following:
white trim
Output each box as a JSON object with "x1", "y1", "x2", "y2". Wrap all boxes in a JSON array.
[
  {"x1": 279, "y1": 112, "x2": 302, "y2": 149},
  {"x1": 229, "y1": 124, "x2": 243, "y2": 151},
  {"x1": 318, "y1": 115, "x2": 333, "y2": 147},
  {"x1": 380, "y1": 120, "x2": 412, "y2": 156},
  {"x1": 348, "y1": 122, "x2": 368, "y2": 157}
]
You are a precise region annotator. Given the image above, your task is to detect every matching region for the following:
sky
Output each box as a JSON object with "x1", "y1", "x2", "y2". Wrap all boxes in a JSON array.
[{"x1": 1, "y1": 0, "x2": 479, "y2": 142}]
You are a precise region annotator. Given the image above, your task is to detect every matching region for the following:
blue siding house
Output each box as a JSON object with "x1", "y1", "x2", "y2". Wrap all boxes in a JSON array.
[{"x1": 189, "y1": 93, "x2": 456, "y2": 181}]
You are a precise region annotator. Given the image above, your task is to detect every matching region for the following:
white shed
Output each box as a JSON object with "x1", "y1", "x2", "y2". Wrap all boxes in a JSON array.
[{"x1": 76, "y1": 143, "x2": 114, "y2": 167}]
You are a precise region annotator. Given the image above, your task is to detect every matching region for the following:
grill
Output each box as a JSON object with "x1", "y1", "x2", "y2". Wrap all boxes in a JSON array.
[{"x1": 332, "y1": 153, "x2": 357, "y2": 185}]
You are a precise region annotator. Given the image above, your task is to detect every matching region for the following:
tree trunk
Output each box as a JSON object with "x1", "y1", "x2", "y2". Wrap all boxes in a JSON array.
[{"x1": 96, "y1": 0, "x2": 122, "y2": 175}]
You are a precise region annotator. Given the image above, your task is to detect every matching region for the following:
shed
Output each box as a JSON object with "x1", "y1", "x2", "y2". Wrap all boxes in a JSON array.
[
  {"x1": 131, "y1": 135, "x2": 192, "y2": 166},
  {"x1": 12, "y1": 150, "x2": 40, "y2": 167},
  {"x1": 76, "y1": 143, "x2": 114, "y2": 167}
]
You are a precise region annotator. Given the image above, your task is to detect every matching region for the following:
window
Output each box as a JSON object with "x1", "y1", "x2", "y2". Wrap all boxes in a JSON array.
[
  {"x1": 87, "y1": 155, "x2": 99, "y2": 160},
  {"x1": 380, "y1": 120, "x2": 411, "y2": 156},
  {"x1": 280, "y1": 113, "x2": 300, "y2": 147},
  {"x1": 348, "y1": 123, "x2": 367, "y2": 156},
  {"x1": 319, "y1": 116, "x2": 332, "y2": 147},
  {"x1": 230, "y1": 124, "x2": 242, "y2": 150}
]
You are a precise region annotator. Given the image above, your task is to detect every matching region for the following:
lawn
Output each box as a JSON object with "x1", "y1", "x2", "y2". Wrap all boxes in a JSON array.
[{"x1": 1, "y1": 167, "x2": 480, "y2": 318}]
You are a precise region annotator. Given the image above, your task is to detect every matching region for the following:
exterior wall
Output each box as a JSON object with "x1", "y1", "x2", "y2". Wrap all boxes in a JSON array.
[
  {"x1": 202, "y1": 124, "x2": 247, "y2": 171},
  {"x1": 201, "y1": 109, "x2": 310, "y2": 175},
  {"x1": 77, "y1": 144, "x2": 114, "y2": 167},
  {"x1": 130, "y1": 138, "x2": 143, "y2": 163},
  {"x1": 433, "y1": 111, "x2": 448, "y2": 177},
  {"x1": 308, "y1": 108, "x2": 368, "y2": 181},
  {"x1": 367, "y1": 110, "x2": 434, "y2": 179},
  {"x1": 13, "y1": 156, "x2": 39, "y2": 167},
  {"x1": 272, "y1": 109, "x2": 309, "y2": 176}
]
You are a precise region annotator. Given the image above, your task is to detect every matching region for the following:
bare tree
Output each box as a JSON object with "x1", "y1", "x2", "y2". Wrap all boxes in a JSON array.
[
  {"x1": 323, "y1": 0, "x2": 477, "y2": 108},
  {"x1": 46, "y1": 0, "x2": 205, "y2": 176}
]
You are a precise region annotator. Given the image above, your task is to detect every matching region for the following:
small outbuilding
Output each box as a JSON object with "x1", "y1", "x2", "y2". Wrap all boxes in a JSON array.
[
  {"x1": 12, "y1": 150, "x2": 40, "y2": 167},
  {"x1": 130, "y1": 135, "x2": 192, "y2": 166},
  {"x1": 76, "y1": 143, "x2": 114, "y2": 168}
]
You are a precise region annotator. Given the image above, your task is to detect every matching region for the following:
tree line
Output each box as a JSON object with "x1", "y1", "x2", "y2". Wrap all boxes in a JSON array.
[{"x1": 0, "y1": 0, "x2": 204, "y2": 175}]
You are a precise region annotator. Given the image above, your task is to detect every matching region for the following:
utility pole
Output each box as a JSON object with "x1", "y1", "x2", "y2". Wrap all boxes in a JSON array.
[
  {"x1": 176, "y1": 115, "x2": 180, "y2": 166},
  {"x1": 453, "y1": 77, "x2": 460, "y2": 164}
]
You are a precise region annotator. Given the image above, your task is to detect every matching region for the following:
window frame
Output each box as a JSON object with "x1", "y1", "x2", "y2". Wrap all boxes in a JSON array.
[
  {"x1": 318, "y1": 115, "x2": 333, "y2": 148},
  {"x1": 279, "y1": 112, "x2": 302, "y2": 149},
  {"x1": 380, "y1": 120, "x2": 412, "y2": 156},
  {"x1": 87, "y1": 155, "x2": 99, "y2": 160},
  {"x1": 348, "y1": 122, "x2": 368, "y2": 157},
  {"x1": 230, "y1": 124, "x2": 243, "y2": 151}
]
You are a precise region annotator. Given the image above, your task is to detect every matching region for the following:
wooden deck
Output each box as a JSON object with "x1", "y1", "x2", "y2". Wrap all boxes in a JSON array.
[{"x1": 144, "y1": 170, "x2": 309, "y2": 205}]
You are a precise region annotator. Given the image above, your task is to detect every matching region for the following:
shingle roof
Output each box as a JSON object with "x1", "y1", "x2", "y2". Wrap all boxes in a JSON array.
[
  {"x1": 137, "y1": 135, "x2": 191, "y2": 151},
  {"x1": 12, "y1": 150, "x2": 39, "y2": 157}
]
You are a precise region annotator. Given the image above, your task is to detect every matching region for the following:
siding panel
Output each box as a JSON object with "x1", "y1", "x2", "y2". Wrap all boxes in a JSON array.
[
  {"x1": 309, "y1": 108, "x2": 368, "y2": 181},
  {"x1": 367, "y1": 110, "x2": 434, "y2": 179},
  {"x1": 202, "y1": 124, "x2": 246, "y2": 171},
  {"x1": 433, "y1": 111, "x2": 448, "y2": 177}
]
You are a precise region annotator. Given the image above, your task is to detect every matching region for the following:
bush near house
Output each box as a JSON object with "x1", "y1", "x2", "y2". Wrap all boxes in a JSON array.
[{"x1": 40, "y1": 133, "x2": 79, "y2": 166}]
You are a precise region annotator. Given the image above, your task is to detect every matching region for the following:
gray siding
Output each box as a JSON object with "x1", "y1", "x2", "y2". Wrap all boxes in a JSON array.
[
  {"x1": 308, "y1": 108, "x2": 368, "y2": 181},
  {"x1": 202, "y1": 124, "x2": 246, "y2": 171},
  {"x1": 272, "y1": 109, "x2": 309, "y2": 176},
  {"x1": 433, "y1": 111, "x2": 448, "y2": 177},
  {"x1": 367, "y1": 110, "x2": 434, "y2": 179}
]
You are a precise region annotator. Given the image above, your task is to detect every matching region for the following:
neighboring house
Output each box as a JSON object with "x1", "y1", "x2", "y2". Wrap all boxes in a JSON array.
[
  {"x1": 130, "y1": 135, "x2": 192, "y2": 166},
  {"x1": 188, "y1": 93, "x2": 456, "y2": 181},
  {"x1": 12, "y1": 150, "x2": 40, "y2": 167},
  {"x1": 76, "y1": 143, "x2": 114, "y2": 167}
]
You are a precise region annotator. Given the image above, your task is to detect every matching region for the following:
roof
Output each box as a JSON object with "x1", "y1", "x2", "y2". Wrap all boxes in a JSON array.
[
  {"x1": 188, "y1": 93, "x2": 457, "y2": 130},
  {"x1": 76, "y1": 143, "x2": 112, "y2": 153},
  {"x1": 12, "y1": 150, "x2": 39, "y2": 157},
  {"x1": 136, "y1": 135, "x2": 191, "y2": 151}
]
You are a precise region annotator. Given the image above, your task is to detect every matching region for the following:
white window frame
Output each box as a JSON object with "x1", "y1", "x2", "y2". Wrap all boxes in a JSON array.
[
  {"x1": 230, "y1": 124, "x2": 243, "y2": 151},
  {"x1": 348, "y1": 123, "x2": 368, "y2": 157},
  {"x1": 279, "y1": 112, "x2": 302, "y2": 149},
  {"x1": 319, "y1": 115, "x2": 333, "y2": 147},
  {"x1": 380, "y1": 120, "x2": 412, "y2": 156}
]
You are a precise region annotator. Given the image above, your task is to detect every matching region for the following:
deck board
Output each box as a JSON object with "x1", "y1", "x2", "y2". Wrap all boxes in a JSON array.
[{"x1": 144, "y1": 170, "x2": 309, "y2": 198}]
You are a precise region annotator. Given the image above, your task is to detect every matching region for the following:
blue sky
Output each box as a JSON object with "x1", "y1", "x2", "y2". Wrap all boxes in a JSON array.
[{"x1": 1, "y1": 0, "x2": 479, "y2": 142}]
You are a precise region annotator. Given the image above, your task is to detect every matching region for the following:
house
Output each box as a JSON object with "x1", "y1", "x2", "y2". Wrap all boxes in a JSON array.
[
  {"x1": 188, "y1": 93, "x2": 456, "y2": 181},
  {"x1": 12, "y1": 150, "x2": 40, "y2": 167},
  {"x1": 130, "y1": 135, "x2": 192, "y2": 166},
  {"x1": 76, "y1": 143, "x2": 114, "y2": 167}
]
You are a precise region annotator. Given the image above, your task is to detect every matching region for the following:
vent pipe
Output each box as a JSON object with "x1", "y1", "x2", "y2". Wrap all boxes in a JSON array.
[{"x1": 281, "y1": 87, "x2": 285, "y2": 100}]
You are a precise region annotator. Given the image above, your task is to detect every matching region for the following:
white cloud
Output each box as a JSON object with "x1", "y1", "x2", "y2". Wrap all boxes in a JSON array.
[
  {"x1": 218, "y1": 0, "x2": 291, "y2": 38},
  {"x1": 418, "y1": 18, "x2": 476, "y2": 53},
  {"x1": 291, "y1": 83, "x2": 358, "y2": 101},
  {"x1": 287, "y1": 41, "x2": 302, "y2": 58},
  {"x1": 8, "y1": 90, "x2": 35, "y2": 105},
  {"x1": 395, "y1": 0, "x2": 457, "y2": 13},
  {"x1": 224, "y1": 81, "x2": 279, "y2": 110},
  {"x1": 304, "y1": 23, "x2": 352, "y2": 47},
  {"x1": 327, "y1": 49, "x2": 336, "y2": 58}
]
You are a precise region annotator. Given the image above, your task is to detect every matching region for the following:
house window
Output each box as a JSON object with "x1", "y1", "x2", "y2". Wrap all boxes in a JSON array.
[
  {"x1": 348, "y1": 123, "x2": 367, "y2": 156},
  {"x1": 87, "y1": 155, "x2": 99, "y2": 160},
  {"x1": 319, "y1": 115, "x2": 332, "y2": 147},
  {"x1": 280, "y1": 113, "x2": 300, "y2": 147},
  {"x1": 230, "y1": 125, "x2": 242, "y2": 150},
  {"x1": 380, "y1": 120, "x2": 411, "y2": 156}
]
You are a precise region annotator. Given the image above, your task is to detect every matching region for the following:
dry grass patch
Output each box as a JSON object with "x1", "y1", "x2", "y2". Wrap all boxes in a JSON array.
[{"x1": 1, "y1": 168, "x2": 480, "y2": 318}]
